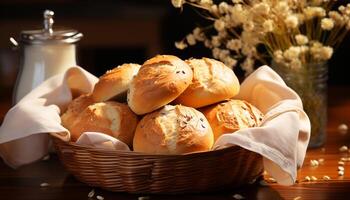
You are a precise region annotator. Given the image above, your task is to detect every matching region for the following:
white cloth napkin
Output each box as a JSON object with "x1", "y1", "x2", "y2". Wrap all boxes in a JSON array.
[{"x1": 0, "y1": 65, "x2": 310, "y2": 186}]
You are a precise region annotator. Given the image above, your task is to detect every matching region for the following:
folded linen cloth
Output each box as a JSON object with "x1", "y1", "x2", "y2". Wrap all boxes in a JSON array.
[{"x1": 0, "y1": 65, "x2": 310, "y2": 186}]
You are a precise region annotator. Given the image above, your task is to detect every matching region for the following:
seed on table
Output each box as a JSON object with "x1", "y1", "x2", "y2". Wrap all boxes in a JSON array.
[
  {"x1": 294, "y1": 196, "x2": 302, "y2": 200},
  {"x1": 40, "y1": 182, "x2": 49, "y2": 187},
  {"x1": 339, "y1": 170, "x2": 345, "y2": 176},
  {"x1": 304, "y1": 176, "x2": 311, "y2": 181},
  {"x1": 321, "y1": 148, "x2": 326, "y2": 153},
  {"x1": 338, "y1": 161, "x2": 345, "y2": 166},
  {"x1": 138, "y1": 197, "x2": 150, "y2": 200},
  {"x1": 42, "y1": 154, "x2": 50, "y2": 161},
  {"x1": 339, "y1": 145, "x2": 348, "y2": 152},
  {"x1": 310, "y1": 159, "x2": 319, "y2": 167},
  {"x1": 87, "y1": 189, "x2": 95, "y2": 198},
  {"x1": 232, "y1": 194, "x2": 245, "y2": 199},
  {"x1": 323, "y1": 175, "x2": 331, "y2": 180},
  {"x1": 267, "y1": 177, "x2": 277, "y2": 183},
  {"x1": 338, "y1": 124, "x2": 348, "y2": 135},
  {"x1": 96, "y1": 195, "x2": 104, "y2": 200},
  {"x1": 318, "y1": 158, "x2": 325, "y2": 164},
  {"x1": 311, "y1": 176, "x2": 317, "y2": 181},
  {"x1": 338, "y1": 166, "x2": 345, "y2": 171}
]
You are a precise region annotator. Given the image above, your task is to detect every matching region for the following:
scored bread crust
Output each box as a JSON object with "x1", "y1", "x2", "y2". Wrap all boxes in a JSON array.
[
  {"x1": 127, "y1": 55, "x2": 193, "y2": 115},
  {"x1": 175, "y1": 57, "x2": 240, "y2": 108},
  {"x1": 202, "y1": 99, "x2": 264, "y2": 141},
  {"x1": 68, "y1": 101, "x2": 138, "y2": 146},
  {"x1": 92, "y1": 63, "x2": 141, "y2": 102},
  {"x1": 61, "y1": 94, "x2": 94, "y2": 131},
  {"x1": 133, "y1": 105, "x2": 214, "y2": 154}
]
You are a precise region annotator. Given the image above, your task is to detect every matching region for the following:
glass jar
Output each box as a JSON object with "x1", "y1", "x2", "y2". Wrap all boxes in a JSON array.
[
  {"x1": 271, "y1": 60, "x2": 328, "y2": 148},
  {"x1": 12, "y1": 10, "x2": 83, "y2": 103}
]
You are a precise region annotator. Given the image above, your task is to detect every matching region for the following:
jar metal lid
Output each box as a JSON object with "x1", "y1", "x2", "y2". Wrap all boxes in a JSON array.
[{"x1": 20, "y1": 10, "x2": 83, "y2": 44}]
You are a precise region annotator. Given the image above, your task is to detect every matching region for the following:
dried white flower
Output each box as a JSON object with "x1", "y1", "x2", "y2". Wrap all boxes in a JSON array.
[
  {"x1": 175, "y1": 41, "x2": 188, "y2": 50},
  {"x1": 226, "y1": 39, "x2": 242, "y2": 51},
  {"x1": 224, "y1": 57, "x2": 237, "y2": 68},
  {"x1": 211, "y1": 36, "x2": 221, "y2": 47},
  {"x1": 171, "y1": 0, "x2": 184, "y2": 8},
  {"x1": 290, "y1": 59, "x2": 302, "y2": 70},
  {"x1": 304, "y1": 6, "x2": 326, "y2": 20},
  {"x1": 329, "y1": 11, "x2": 344, "y2": 25},
  {"x1": 285, "y1": 15, "x2": 299, "y2": 28},
  {"x1": 320, "y1": 46, "x2": 333, "y2": 60},
  {"x1": 295, "y1": 34, "x2": 309, "y2": 45},
  {"x1": 253, "y1": 3, "x2": 270, "y2": 15},
  {"x1": 273, "y1": 50, "x2": 284, "y2": 63},
  {"x1": 204, "y1": 39, "x2": 212, "y2": 48},
  {"x1": 241, "y1": 57, "x2": 254, "y2": 75},
  {"x1": 243, "y1": 21, "x2": 255, "y2": 31},
  {"x1": 275, "y1": 1, "x2": 289, "y2": 14},
  {"x1": 214, "y1": 19, "x2": 226, "y2": 31},
  {"x1": 199, "y1": 0, "x2": 213, "y2": 6},
  {"x1": 212, "y1": 48, "x2": 221, "y2": 59},
  {"x1": 263, "y1": 20, "x2": 274, "y2": 32},
  {"x1": 219, "y1": 49, "x2": 230, "y2": 61},
  {"x1": 321, "y1": 18, "x2": 335, "y2": 30},
  {"x1": 186, "y1": 34, "x2": 196, "y2": 45},
  {"x1": 284, "y1": 46, "x2": 301, "y2": 60},
  {"x1": 218, "y1": 2, "x2": 229, "y2": 14},
  {"x1": 193, "y1": 27, "x2": 205, "y2": 41}
]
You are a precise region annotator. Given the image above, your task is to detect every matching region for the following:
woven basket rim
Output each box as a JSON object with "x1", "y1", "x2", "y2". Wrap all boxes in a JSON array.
[{"x1": 50, "y1": 133, "x2": 245, "y2": 158}]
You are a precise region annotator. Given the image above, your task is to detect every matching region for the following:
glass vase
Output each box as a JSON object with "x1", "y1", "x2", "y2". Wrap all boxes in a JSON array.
[{"x1": 271, "y1": 60, "x2": 328, "y2": 148}]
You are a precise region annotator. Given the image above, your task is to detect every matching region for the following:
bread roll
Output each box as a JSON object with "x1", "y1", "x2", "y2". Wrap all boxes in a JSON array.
[
  {"x1": 92, "y1": 63, "x2": 141, "y2": 102},
  {"x1": 175, "y1": 58, "x2": 240, "y2": 108},
  {"x1": 127, "y1": 55, "x2": 193, "y2": 115},
  {"x1": 202, "y1": 99, "x2": 264, "y2": 141},
  {"x1": 133, "y1": 105, "x2": 214, "y2": 154},
  {"x1": 61, "y1": 94, "x2": 94, "y2": 130},
  {"x1": 68, "y1": 101, "x2": 138, "y2": 146}
]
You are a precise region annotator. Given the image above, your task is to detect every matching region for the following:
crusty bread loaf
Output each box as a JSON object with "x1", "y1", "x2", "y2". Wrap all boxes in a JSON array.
[
  {"x1": 67, "y1": 101, "x2": 138, "y2": 146},
  {"x1": 61, "y1": 94, "x2": 94, "y2": 130},
  {"x1": 92, "y1": 63, "x2": 141, "y2": 102},
  {"x1": 127, "y1": 55, "x2": 193, "y2": 115},
  {"x1": 175, "y1": 58, "x2": 240, "y2": 108},
  {"x1": 202, "y1": 99, "x2": 264, "y2": 141},
  {"x1": 133, "y1": 105, "x2": 214, "y2": 154}
]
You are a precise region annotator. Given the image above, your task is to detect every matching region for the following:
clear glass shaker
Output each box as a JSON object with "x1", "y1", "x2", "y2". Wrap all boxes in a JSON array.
[{"x1": 12, "y1": 10, "x2": 83, "y2": 103}]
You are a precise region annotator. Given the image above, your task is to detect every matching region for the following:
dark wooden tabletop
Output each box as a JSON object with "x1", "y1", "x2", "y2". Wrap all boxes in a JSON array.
[{"x1": 0, "y1": 87, "x2": 350, "y2": 200}]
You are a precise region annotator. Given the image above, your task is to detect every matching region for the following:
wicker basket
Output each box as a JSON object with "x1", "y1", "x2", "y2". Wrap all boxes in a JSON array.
[{"x1": 51, "y1": 136, "x2": 263, "y2": 194}]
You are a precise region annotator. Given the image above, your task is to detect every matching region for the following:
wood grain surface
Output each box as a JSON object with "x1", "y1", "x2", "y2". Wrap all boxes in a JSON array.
[{"x1": 0, "y1": 87, "x2": 349, "y2": 200}]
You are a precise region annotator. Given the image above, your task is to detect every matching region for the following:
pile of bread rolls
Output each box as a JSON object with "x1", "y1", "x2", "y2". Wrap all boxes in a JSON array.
[{"x1": 61, "y1": 55, "x2": 264, "y2": 154}]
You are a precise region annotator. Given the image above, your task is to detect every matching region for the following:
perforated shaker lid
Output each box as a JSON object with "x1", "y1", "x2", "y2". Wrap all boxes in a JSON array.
[{"x1": 20, "y1": 10, "x2": 83, "y2": 44}]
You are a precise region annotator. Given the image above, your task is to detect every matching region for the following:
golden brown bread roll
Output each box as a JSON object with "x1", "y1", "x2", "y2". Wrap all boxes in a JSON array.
[
  {"x1": 202, "y1": 99, "x2": 264, "y2": 141},
  {"x1": 67, "y1": 101, "x2": 138, "y2": 146},
  {"x1": 92, "y1": 63, "x2": 141, "y2": 102},
  {"x1": 133, "y1": 105, "x2": 214, "y2": 154},
  {"x1": 175, "y1": 58, "x2": 240, "y2": 108},
  {"x1": 127, "y1": 55, "x2": 193, "y2": 115},
  {"x1": 61, "y1": 94, "x2": 94, "y2": 130}
]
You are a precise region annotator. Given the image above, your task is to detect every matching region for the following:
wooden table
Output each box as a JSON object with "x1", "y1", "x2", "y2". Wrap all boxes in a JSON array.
[{"x1": 0, "y1": 87, "x2": 349, "y2": 200}]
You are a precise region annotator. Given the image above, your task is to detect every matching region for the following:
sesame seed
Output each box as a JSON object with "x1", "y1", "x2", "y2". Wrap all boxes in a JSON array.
[
  {"x1": 339, "y1": 170, "x2": 345, "y2": 176},
  {"x1": 42, "y1": 155, "x2": 50, "y2": 161},
  {"x1": 96, "y1": 195, "x2": 104, "y2": 200},
  {"x1": 318, "y1": 158, "x2": 324, "y2": 164},
  {"x1": 304, "y1": 176, "x2": 311, "y2": 181},
  {"x1": 232, "y1": 194, "x2": 245, "y2": 199},
  {"x1": 341, "y1": 157, "x2": 348, "y2": 162},
  {"x1": 310, "y1": 159, "x2": 319, "y2": 167},
  {"x1": 338, "y1": 161, "x2": 345, "y2": 166},
  {"x1": 294, "y1": 197, "x2": 302, "y2": 200},
  {"x1": 40, "y1": 182, "x2": 49, "y2": 187},
  {"x1": 338, "y1": 166, "x2": 345, "y2": 171},
  {"x1": 338, "y1": 124, "x2": 348, "y2": 135},
  {"x1": 138, "y1": 197, "x2": 150, "y2": 200},
  {"x1": 339, "y1": 145, "x2": 348, "y2": 152},
  {"x1": 88, "y1": 189, "x2": 95, "y2": 198},
  {"x1": 311, "y1": 176, "x2": 317, "y2": 181},
  {"x1": 323, "y1": 175, "x2": 331, "y2": 180}
]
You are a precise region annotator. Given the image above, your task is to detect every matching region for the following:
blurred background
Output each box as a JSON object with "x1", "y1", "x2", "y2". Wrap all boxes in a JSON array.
[{"x1": 0, "y1": 0, "x2": 349, "y2": 103}]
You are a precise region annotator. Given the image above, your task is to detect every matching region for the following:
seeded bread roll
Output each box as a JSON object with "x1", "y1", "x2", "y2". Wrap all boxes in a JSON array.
[
  {"x1": 133, "y1": 105, "x2": 214, "y2": 154},
  {"x1": 175, "y1": 58, "x2": 240, "y2": 108},
  {"x1": 127, "y1": 55, "x2": 193, "y2": 115},
  {"x1": 67, "y1": 101, "x2": 138, "y2": 146},
  {"x1": 202, "y1": 99, "x2": 264, "y2": 141},
  {"x1": 92, "y1": 63, "x2": 141, "y2": 102},
  {"x1": 61, "y1": 94, "x2": 94, "y2": 130}
]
